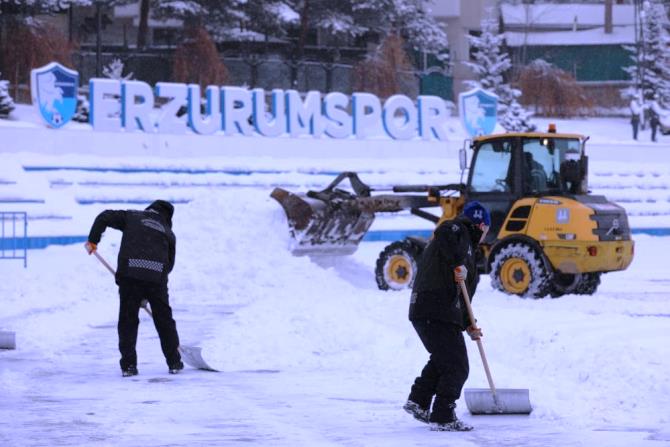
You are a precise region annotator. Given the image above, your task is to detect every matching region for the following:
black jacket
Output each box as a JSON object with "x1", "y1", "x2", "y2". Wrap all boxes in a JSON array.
[
  {"x1": 409, "y1": 217, "x2": 480, "y2": 329},
  {"x1": 88, "y1": 208, "x2": 176, "y2": 285}
]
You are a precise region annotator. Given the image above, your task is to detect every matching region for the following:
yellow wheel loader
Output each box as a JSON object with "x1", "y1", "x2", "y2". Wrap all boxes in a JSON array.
[{"x1": 271, "y1": 127, "x2": 634, "y2": 298}]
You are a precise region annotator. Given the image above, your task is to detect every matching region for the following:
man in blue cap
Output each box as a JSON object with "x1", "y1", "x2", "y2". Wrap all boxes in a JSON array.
[{"x1": 404, "y1": 201, "x2": 491, "y2": 431}]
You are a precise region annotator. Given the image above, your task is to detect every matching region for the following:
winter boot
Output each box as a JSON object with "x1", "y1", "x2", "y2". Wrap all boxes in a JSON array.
[
  {"x1": 429, "y1": 402, "x2": 473, "y2": 432},
  {"x1": 403, "y1": 400, "x2": 430, "y2": 424},
  {"x1": 121, "y1": 365, "x2": 138, "y2": 377},
  {"x1": 429, "y1": 420, "x2": 474, "y2": 432},
  {"x1": 168, "y1": 361, "x2": 184, "y2": 375}
]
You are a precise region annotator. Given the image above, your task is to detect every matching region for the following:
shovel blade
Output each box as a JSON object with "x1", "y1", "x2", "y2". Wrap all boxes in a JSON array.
[
  {"x1": 464, "y1": 388, "x2": 532, "y2": 415},
  {"x1": 178, "y1": 345, "x2": 218, "y2": 372}
]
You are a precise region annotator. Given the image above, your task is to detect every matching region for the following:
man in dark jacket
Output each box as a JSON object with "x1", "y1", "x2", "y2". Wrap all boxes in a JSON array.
[
  {"x1": 403, "y1": 201, "x2": 491, "y2": 432},
  {"x1": 85, "y1": 200, "x2": 183, "y2": 377}
]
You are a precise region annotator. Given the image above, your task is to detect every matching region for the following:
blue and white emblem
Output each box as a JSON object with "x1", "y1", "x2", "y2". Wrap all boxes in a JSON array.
[
  {"x1": 31, "y1": 62, "x2": 79, "y2": 128},
  {"x1": 458, "y1": 87, "x2": 498, "y2": 137}
]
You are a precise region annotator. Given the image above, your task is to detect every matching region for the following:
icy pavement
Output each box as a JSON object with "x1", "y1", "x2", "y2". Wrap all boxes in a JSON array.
[
  {"x1": 1, "y1": 230, "x2": 669, "y2": 446},
  {"x1": 1, "y1": 319, "x2": 666, "y2": 447}
]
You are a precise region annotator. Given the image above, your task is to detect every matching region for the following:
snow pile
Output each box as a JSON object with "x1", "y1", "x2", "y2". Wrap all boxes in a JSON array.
[{"x1": 169, "y1": 192, "x2": 412, "y2": 374}]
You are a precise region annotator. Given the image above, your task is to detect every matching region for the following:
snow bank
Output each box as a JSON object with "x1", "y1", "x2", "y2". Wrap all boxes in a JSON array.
[{"x1": 170, "y1": 192, "x2": 411, "y2": 374}]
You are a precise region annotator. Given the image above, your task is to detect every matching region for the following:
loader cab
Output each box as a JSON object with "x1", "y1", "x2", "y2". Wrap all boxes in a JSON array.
[{"x1": 466, "y1": 131, "x2": 587, "y2": 244}]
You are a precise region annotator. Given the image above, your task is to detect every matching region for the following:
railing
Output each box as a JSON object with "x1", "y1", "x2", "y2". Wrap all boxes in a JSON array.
[{"x1": 0, "y1": 212, "x2": 28, "y2": 268}]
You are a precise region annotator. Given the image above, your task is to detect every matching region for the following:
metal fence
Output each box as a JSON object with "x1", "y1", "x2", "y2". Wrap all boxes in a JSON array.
[{"x1": 0, "y1": 212, "x2": 28, "y2": 268}]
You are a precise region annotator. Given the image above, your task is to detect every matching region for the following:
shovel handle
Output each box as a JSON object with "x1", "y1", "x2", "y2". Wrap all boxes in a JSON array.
[
  {"x1": 458, "y1": 279, "x2": 498, "y2": 398},
  {"x1": 91, "y1": 249, "x2": 153, "y2": 318},
  {"x1": 93, "y1": 251, "x2": 116, "y2": 276}
]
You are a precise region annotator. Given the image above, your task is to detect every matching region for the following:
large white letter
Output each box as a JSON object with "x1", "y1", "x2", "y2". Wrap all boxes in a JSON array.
[
  {"x1": 323, "y1": 92, "x2": 352, "y2": 139},
  {"x1": 285, "y1": 90, "x2": 323, "y2": 137},
  {"x1": 352, "y1": 92, "x2": 381, "y2": 139},
  {"x1": 155, "y1": 82, "x2": 187, "y2": 134},
  {"x1": 382, "y1": 95, "x2": 417, "y2": 140},
  {"x1": 418, "y1": 95, "x2": 448, "y2": 141},
  {"x1": 252, "y1": 88, "x2": 286, "y2": 137},
  {"x1": 121, "y1": 80, "x2": 155, "y2": 132},
  {"x1": 90, "y1": 78, "x2": 121, "y2": 132},
  {"x1": 188, "y1": 85, "x2": 221, "y2": 135},
  {"x1": 221, "y1": 86, "x2": 253, "y2": 136}
]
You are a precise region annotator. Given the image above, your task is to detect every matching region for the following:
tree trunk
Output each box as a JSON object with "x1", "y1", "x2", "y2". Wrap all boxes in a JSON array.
[
  {"x1": 604, "y1": 0, "x2": 613, "y2": 34},
  {"x1": 297, "y1": 0, "x2": 309, "y2": 59},
  {"x1": 96, "y1": 2, "x2": 102, "y2": 77},
  {"x1": 137, "y1": 0, "x2": 150, "y2": 49}
]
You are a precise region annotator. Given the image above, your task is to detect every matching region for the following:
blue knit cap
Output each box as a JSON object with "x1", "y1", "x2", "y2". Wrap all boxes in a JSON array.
[{"x1": 463, "y1": 201, "x2": 491, "y2": 226}]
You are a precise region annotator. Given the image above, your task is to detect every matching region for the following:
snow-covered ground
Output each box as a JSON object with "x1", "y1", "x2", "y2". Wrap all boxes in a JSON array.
[
  {"x1": 1, "y1": 106, "x2": 669, "y2": 446},
  {"x1": 1, "y1": 195, "x2": 669, "y2": 446}
]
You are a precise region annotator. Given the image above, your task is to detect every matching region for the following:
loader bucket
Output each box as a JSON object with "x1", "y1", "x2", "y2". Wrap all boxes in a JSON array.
[{"x1": 271, "y1": 187, "x2": 375, "y2": 256}]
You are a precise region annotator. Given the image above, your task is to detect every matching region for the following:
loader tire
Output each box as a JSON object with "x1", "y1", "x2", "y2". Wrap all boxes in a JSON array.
[
  {"x1": 490, "y1": 243, "x2": 552, "y2": 298},
  {"x1": 549, "y1": 273, "x2": 582, "y2": 298},
  {"x1": 375, "y1": 240, "x2": 422, "y2": 291},
  {"x1": 550, "y1": 272, "x2": 602, "y2": 297},
  {"x1": 575, "y1": 272, "x2": 601, "y2": 295}
]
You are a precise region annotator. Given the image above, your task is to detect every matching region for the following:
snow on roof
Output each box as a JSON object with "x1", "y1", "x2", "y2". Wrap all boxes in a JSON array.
[
  {"x1": 502, "y1": 4, "x2": 635, "y2": 29},
  {"x1": 113, "y1": 3, "x2": 138, "y2": 18},
  {"x1": 505, "y1": 25, "x2": 635, "y2": 47}
]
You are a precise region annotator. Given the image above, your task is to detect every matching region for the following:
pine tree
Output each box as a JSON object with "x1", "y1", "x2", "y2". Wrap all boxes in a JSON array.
[
  {"x1": 500, "y1": 99, "x2": 535, "y2": 132},
  {"x1": 0, "y1": 74, "x2": 16, "y2": 118},
  {"x1": 623, "y1": 0, "x2": 670, "y2": 105},
  {"x1": 103, "y1": 58, "x2": 134, "y2": 80},
  {"x1": 156, "y1": 1, "x2": 257, "y2": 41},
  {"x1": 73, "y1": 93, "x2": 89, "y2": 123},
  {"x1": 352, "y1": 0, "x2": 448, "y2": 58},
  {"x1": 0, "y1": 1, "x2": 90, "y2": 16},
  {"x1": 465, "y1": 14, "x2": 533, "y2": 131}
]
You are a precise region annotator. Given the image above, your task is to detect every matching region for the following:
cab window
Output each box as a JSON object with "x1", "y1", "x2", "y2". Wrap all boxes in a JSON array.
[
  {"x1": 470, "y1": 139, "x2": 513, "y2": 192},
  {"x1": 522, "y1": 137, "x2": 581, "y2": 194}
]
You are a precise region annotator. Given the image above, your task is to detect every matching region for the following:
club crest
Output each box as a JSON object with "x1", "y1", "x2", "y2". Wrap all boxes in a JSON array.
[
  {"x1": 31, "y1": 62, "x2": 79, "y2": 128},
  {"x1": 458, "y1": 87, "x2": 498, "y2": 137}
]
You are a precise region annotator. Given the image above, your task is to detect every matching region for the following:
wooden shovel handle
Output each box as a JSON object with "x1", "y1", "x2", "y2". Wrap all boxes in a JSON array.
[{"x1": 458, "y1": 279, "x2": 498, "y2": 397}]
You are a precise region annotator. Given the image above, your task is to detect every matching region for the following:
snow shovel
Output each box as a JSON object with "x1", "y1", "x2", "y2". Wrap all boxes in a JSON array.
[
  {"x1": 458, "y1": 280, "x2": 532, "y2": 415},
  {"x1": 91, "y1": 250, "x2": 218, "y2": 372}
]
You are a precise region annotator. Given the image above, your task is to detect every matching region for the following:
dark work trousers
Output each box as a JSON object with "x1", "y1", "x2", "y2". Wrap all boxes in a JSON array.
[
  {"x1": 408, "y1": 319, "x2": 469, "y2": 423},
  {"x1": 117, "y1": 279, "x2": 181, "y2": 369},
  {"x1": 632, "y1": 118, "x2": 639, "y2": 140}
]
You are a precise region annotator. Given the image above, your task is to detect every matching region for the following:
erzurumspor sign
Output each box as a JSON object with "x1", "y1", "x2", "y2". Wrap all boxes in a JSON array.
[{"x1": 31, "y1": 62, "x2": 449, "y2": 141}]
